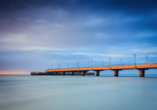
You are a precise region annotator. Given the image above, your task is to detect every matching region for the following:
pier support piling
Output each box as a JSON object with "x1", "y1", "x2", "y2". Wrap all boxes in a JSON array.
[
  {"x1": 81, "y1": 71, "x2": 86, "y2": 76},
  {"x1": 71, "y1": 71, "x2": 74, "y2": 76},
  {"x1": 62, "y1": 72, "x2": 65, "y2": 75},
  {"x1": 138, "y1": 69, "x2": 149, "y2": 77},
  {"x1": 114, "y1": 70, "x2": 119, "y2": 76},
  {"x1": 95, "y1": 71, "x2": 100, "y2": 76},
  {"x1": 139, "y1": 69, "x2": 145, "y2": 77}
]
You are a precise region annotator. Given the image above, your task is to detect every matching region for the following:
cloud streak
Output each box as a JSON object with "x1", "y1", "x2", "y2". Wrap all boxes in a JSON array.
[{"x1": 0, "y1": 0, "x2": 157, "y2": 73}]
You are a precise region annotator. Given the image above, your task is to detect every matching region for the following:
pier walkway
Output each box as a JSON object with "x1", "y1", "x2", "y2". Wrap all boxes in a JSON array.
[{"x1": 43, "y1": 63, "x2": 157, "y2": 77}]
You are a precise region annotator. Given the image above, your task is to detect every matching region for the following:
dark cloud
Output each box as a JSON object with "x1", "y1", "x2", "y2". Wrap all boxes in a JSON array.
[
  {"x1": 0, "y1": 0, "x2": 157, "y2": 72},
  {"x1": 0, "y1": 0, "x2": 157, "y2": 33},
  {"x1": 0, "y1": 0, "x2": 157, "y2": 14},
  {"x1": 79, "y1": 0, "x2": 157, "y2": 13},
  {"x1": 0, "y1": 0, "x2": 68, "y2": 12}
]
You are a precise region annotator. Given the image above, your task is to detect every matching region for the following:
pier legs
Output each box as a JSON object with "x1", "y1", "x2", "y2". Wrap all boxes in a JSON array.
[
  {"x1": 95, "y1": 71, "x2": 100, "y2": 76},
  {"x1": 62, "y1": 72, "x2": 65, "y2": 75},
  {"x1": 139, "y1": 69, "x2": 145, "y2": 77},
  {"x1": 71, "y1": 71, "x2": 74, "y2": 76},
  {"x1": 114, "y1": 70, "x2": 119, "y2": 76},
  {"x1": 81, "y1": 71, "x2": 86, "y2": 76}
]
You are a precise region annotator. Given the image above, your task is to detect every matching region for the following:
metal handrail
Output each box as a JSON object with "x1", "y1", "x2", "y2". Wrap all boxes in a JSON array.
[{"x1": 48, "y1": 62, "x2": 157, "y2": 70}]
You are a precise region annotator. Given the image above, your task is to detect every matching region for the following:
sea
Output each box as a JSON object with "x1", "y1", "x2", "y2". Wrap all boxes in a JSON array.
[{"x1": 0, "y1": 74, "x2": 157, "y2": 110}]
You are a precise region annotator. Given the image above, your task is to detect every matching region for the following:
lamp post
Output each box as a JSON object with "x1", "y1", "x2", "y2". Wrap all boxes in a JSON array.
[
  {"x1": 121, "y1": 58, "x2": 122, "y2": 66},
  {"x1": 146, "y1": 55, "x2": 148, "y2": 63},
  {"x1": 51, "y1": 65, "x2": 53, "y2": 70},
  {"x1": 109, "y1": 57, "x2": 111, "y2": 66},
  {"x1": 59, "y1": 64, "x2": 61, "y2": 69},
  {"x1": 77, "y1": 61, "x2": 79, "y2": 74},
  {"x1": 67, "y1": 63, "x2": 69, "y2": 75},
  {"x1": 91, "y1": 60, "x2": 93, "y2": 68},
  {"x1": 58, "y1": 64, "x2": 60, "y2": 73},
  {"x1": 102, "y1": 60, "x2": 103, "y2": 66},
  {"x1": 88, "y1": 62, "x2": 89, "y2": 68},
  {"x1": 76, "y1": 62, "x2": 79, "y2": 69},
  {"x1": 134, "y1": 54, "x2": 136, "y2": 65}
]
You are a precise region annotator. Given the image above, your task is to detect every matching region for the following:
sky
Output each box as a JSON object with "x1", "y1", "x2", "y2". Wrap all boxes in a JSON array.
[{"x1": 0, "y1": 0, "x2": 157, "y2": 74}]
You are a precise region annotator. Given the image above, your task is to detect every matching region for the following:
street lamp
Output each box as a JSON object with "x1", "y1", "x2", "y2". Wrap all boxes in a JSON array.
[
  {"x1": 58, "y1": 64, "x2": 61, "y2": 69},
  {"x1": 67, "y1": 63, "x2": 69, "y2": 74},
  {"x1": 134, "y1": 54, "x2": 136, "y2": 65},
  {"x1": 77, "y1": 61, "x2": 79, "y2": 74},
  {"x1": 51, "y1": 65, "x2": 53, "y2": 70},
  {"x1": 146, "y1": 55, "x2": 148, "y2": 63},
  {"x1": 88, "y1": 62, "x2": 89, "y2": 68},
  {"x1": 91, "y1": 60, "x2": 93, "y2": 68},
  {"x1": 121, "y1": 58, "x2": 122, "y2": 66},
  {"x1": 102, "y1": 60, "x2": 103, "y2": 66},
  {"x1": 109, "y1": 57, "x2": 111, "y2": 66},
  {"x1": 76, "y1": 62, "x2": 79, "y2": 69}
]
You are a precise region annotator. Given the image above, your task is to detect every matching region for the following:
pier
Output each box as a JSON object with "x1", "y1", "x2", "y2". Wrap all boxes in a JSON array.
[{"x1": 31, "y1": 63, "x2": 157, "y2": 77}]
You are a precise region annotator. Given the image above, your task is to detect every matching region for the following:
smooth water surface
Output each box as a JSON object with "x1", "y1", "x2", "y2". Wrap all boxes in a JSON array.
[{"x1": 0, "y1": 75, "x2": 157, "y2": 110}]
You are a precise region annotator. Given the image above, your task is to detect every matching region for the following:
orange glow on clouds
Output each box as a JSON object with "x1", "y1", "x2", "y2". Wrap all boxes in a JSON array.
[{"x1": 0, "y1": 71, "x2": 29, "y2": 74}]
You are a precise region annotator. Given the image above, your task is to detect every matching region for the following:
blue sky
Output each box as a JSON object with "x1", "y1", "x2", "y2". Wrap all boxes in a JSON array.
[{"x1": 0, "y1": 0, "x2": 157, "y2": 74}]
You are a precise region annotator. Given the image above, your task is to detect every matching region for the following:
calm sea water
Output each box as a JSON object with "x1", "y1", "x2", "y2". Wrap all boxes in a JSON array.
[{"x1": 0, "y1": 74, "x2": 157, "y2": 110}]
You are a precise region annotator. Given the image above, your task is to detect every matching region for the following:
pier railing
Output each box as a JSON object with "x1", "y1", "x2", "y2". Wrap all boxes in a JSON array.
[{"x1": 48, "y1": 62, "x2": 157, "y2": 70}]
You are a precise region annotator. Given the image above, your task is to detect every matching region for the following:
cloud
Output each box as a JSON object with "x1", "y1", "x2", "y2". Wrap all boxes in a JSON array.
[
  {"x1": 0, "y1": 7, "x2": 156, "y2": 49},
  {"x1": 1, "y1": 0, "x2": 157, "y2": 13},
  {"x1": 0, "y1": 0, "x2": 157, "y2": 72}
]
